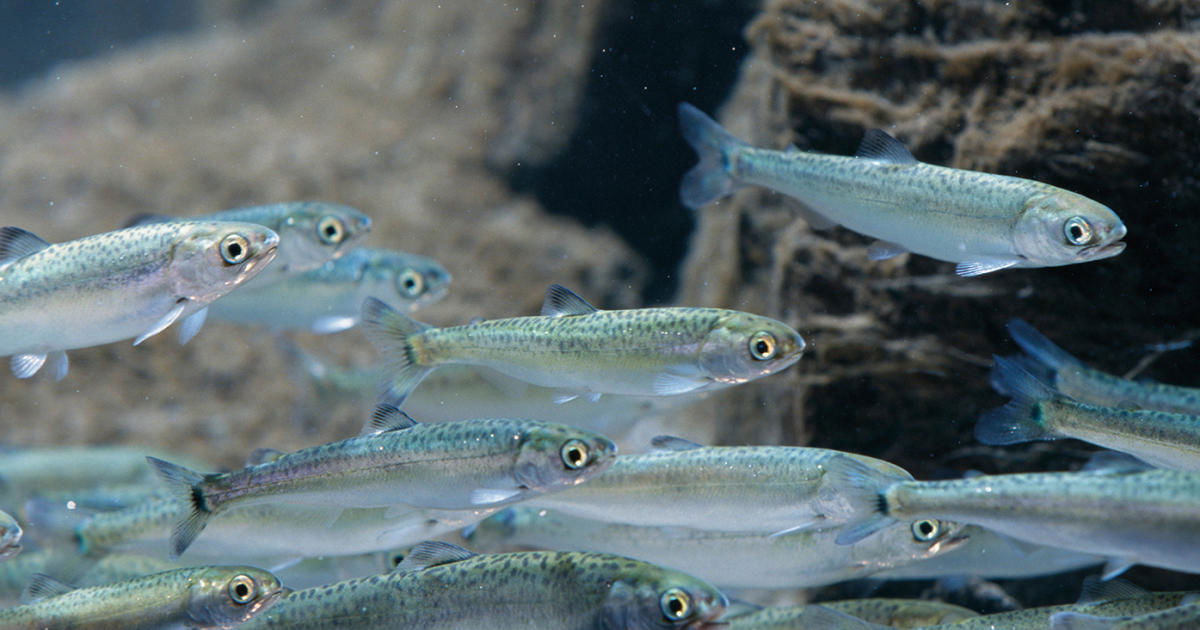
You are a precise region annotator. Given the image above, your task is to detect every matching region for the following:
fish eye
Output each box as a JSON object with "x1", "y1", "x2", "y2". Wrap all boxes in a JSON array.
[
  {"x1": 220, "y1": 234, "x2": 251, "y2": 265},
  {"x1": 560, "y1": 439, "x2": 590, "y2": 470},
  {"x1": 1063, "y1": 216, "x2": 1093, "y2": 246},
  {"x1": 659, "y1": 587, "x2": 691, "y2": 621},
  {"x1": 228, "y1": 575, "x2": 257, "y2": 604},
  {"x1": 748, "y1": 332, "x2": 778, "y2": 361},
  {"x1": 316, "y1": 215, "x2": 346, "y2": 245},
  {"x1": 911, "y1": 519, "x2": 942, "y2": 542},
  {"x1": 397, "y1": 269, "x2": 425, "y2": 298},
  {"x1": 390, "y1": 552, "x2": 405, "y2": 568}
]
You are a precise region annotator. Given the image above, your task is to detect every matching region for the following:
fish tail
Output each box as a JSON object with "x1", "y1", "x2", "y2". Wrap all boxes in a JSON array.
[
  {"x1": 145, "y1": 456, "x2": 212, "y2": 558},
  {"x1": 976, "y1": 355, "x2": 1058, "y2": 445},
  {"x1": 361, "y1": 297, "x2": 434, "y2": 405},
  {"x1": 677, "y1": 102, "x2": 748, "y2": 209},
  {"x1": 830, "y1": 458, "x2": 900, "y2": 546},
  {"x1": 1007, "y1": 319, "x2": 1082, "y2": 371}
]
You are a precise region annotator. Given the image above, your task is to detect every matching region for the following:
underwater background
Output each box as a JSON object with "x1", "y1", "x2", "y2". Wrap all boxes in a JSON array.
[{"x1": 2, "y1": 0, "x2": 1199, "y2": 615}]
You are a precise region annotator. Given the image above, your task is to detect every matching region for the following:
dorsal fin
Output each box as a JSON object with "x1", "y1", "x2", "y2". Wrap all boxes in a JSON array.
[
  {"x1": 541, "y1": 284, "x2": 598, "y2": 317},
  {"x1": 856, "y1": 129, "x2": 918, "y2": 166},
  {"x1": 122, "y1": 213, "x2": 174, "y2": 228},
  {"x1": 0, "y1": 227, "x2": 50, "y2": 264},
  {"x1": 363, "y1": 404, "x2": 419, "y2": 435},
  {"x1": 650, "y1": 435, "x2": 704, "y2": 452},
  {"x1": 245, "y1": 448, "x2": 287, "y2": 466},
  {"x1": 392, "y1": 541, "x2": 476, "y2": 574},
  {"x1": 22, "y1": 574, "x2": 73, "y2": 603}
]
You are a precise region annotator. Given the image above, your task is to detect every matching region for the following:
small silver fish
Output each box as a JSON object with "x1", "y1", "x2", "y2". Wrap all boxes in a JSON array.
[
  {"x1": 917, "y1": 585, "x2": 1195, "y2": 630},
  {"x1": 0, "y1": 566, "x2": 286, "y2": 629},
  {"x1": 525, "y1": 436, "x2": 912, "y2": 535},
  {"x1": 76, "y1": 488, "x2": 493, "y2": 566},
  {"x1": 836, "y1": 467, "x2": 1200, "y2": 579},
  {"x1": 678, "y1": 103, "x2": 1126, "y2": 276},
  {"x1": 979, "y1": 356, "x2": 1200, "y2": 471},
  {"x1": 871, "y1": 525, "x2": 1102, "y2": 580},
  {"x1": 465, "y1": 506, "x2": 968, "y2": 589},
  {"x1": 129, "y1": 201, "x2": 371, "y2": 280},
  {"x1": 210, "y1": 247, "x2": 451, "y2": 333},
  {"x1": 722, "y1": 604, "x2": 888, "y2": 629},
  {"x1": 0, "y1": 221, "x2": 278, "y2": 379},
  {"x1": 363, "y1": 283, "x2": 805, "y2": 405},
  {"x1": 1002, "y1": 318, "x2": 1200, "y2": 414},
  {"x1": 239, "y1": 541, "x2": 727, "y2": 629},
  {"x1": 148, "y1": 406, "x2": 616, "y2": 557}
]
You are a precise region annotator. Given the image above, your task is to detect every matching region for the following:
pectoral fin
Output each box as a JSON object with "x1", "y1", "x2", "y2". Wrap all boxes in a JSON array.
[
  {"x1": 134, "y1": 301, "x2": 186, "y2": 346},
  {"x1": 177, "y1": 307, "x2": 207, "y2": 345},
  {"x1": 10, "y1": 354, "x2": 46, "y2": 379},
  {"x1": 955, "y1": 257, "x2": 1021, "y2": 277},
  {"x1": 469, "y1": 487, "x2": 522, "y2": 505},
  {"x1": 867, "y1": 240, "x2": 909, "y2": 261}
]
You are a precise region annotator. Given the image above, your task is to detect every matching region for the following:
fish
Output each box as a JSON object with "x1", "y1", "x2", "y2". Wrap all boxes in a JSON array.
[
  {"x1": 0, "y1": 550, "x2": 181, "y2": 607},
  {"x1": 915, "y1": 582, "x2": 1196, "y2": 630},
  {"x1": 819, "y1": 598, "x2": 980, "y2": 627},
  {"x1": 0, "y1": 566, "x2": 286, "y2": 629},
  {"x1": 75, "y1": 488, "x2": 494, "y2": 566},
  {"x1": 285, "y1": 343, "x2": 689, "y2": 438},
  {"x1": 147, "y1": 406, "x2": 616, "y2": 556},
  {"x1": 238, "y1": 541, "x2": 727, "y2": 629},
  {"x1": 362, "y1": 283, "x2": 805, "y2": 405},
  {"x1": 463, "y1": 506, "x2": 968, "y2": 589},
  {"x1": 677, "y1": 103, "x2": 1127, "y2": 276},
  {"x1": 0, "y1": 446, "x2": 213, "y2": 513},
  {"x1": 835, "y1": 467, "x2": 1200, "y2": 578},
  {"x1": 1001, "y1": 318, "x2": 1200, "y2": 414},
  {"x1": 0, "y1": 511, "x2": 20, "y2": 561},
  {"x1": 0, "y1": 221, "x2": 278, "y2": 379},
  {"x1": 1051, "y1": 600, "x2": 1200, "y2": 630},
  {"x1": 524, "y1": 436, "x2": 912, "y2": 535},
  {"x1": 210, "y1": 247, "x2": 451, "y2": 333},
  {"x1": 721, "y1": 604, "x2": 888, "y2": 629},
  {"x1": 979, "y1": 355, "x2": 1200, "y2": 471},
  {"x1": 720, "y1": 599, "x2": 977, "y2": 629},
  {"x1": 870, "y1": 524, "x2": 1103, "y2": 580},
  {"x1": 128, "y1": 201, "x2": 371, "y2": 280}
]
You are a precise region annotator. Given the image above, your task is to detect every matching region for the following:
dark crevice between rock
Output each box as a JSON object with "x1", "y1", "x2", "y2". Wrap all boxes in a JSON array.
[{"x1": 508, "y1": 0, "x2": 760, "y2": 305}]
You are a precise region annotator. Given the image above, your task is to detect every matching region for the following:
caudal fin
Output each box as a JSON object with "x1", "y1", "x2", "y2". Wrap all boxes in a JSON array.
[
  {"x1": 976, "y1": 355, "x2": 1059, "y2": 445},
  {"x1": 830, "y1": 457, "x2": 903, "y2": 546},
  {"x1": 361, "y1": 298, "x2": 434, "y2": 405},
  {"x1": 677, "y1": 103, "x2": 748, "y2": 209},
  {"x1": 1007, "y1": 319, "x2": 1082, "y2": 371},
  {"x1": 145, "y1": 457, "x2": 211, "y2": 558}
]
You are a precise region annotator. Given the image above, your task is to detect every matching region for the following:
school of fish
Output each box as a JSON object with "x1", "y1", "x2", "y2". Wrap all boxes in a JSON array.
[{"x1": 1, "y1": 97, "x2": 1195, "y2": 630}]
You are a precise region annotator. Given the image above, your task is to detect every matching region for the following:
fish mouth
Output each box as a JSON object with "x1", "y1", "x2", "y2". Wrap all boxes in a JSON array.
[
  {"x1": 930, "y1": 532, "x2": 971, "y2": 554},
  {"x1": 1080, "y1": 240, "x2": 1126, "y2": 260}
]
